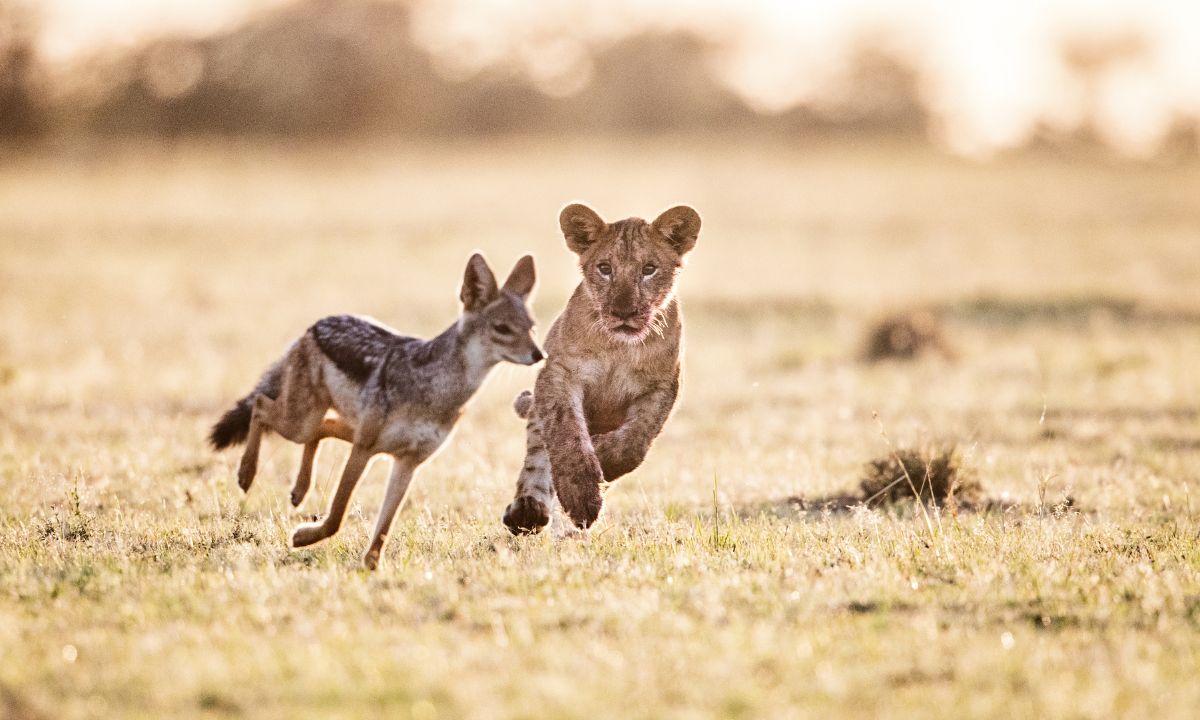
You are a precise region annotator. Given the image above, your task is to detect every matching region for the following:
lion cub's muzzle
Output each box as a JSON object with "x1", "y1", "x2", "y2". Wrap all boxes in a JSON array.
[{"x1": 606, "y1": 307, "x2": 652, "y2": 339}]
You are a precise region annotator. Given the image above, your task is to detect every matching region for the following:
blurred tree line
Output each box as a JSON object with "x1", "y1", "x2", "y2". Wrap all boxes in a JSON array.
[
  {"x1": 0, "y1": 0, "x2": 41, "y2": 136},
  {"x1": 0, "y1": 0, "x2": 927, "y2": 141}
]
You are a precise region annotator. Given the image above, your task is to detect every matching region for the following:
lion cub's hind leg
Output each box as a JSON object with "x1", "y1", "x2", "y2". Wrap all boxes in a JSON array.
[{"x1": 503, "y1": 415, "x2": 555, "y2": 535}]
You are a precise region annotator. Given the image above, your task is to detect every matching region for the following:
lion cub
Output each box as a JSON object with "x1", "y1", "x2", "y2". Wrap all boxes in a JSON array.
[
  {"x1": 210, "y1": 254, "x2": 543, "y2": 569},
  {"x1": 502, "y1": 203, "x2": 701, "y2": 533}
]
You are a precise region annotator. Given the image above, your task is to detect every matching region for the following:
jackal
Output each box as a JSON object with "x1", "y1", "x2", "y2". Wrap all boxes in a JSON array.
[{"x1": 210, "y1": 253, "x2": 543, "y2": 569}]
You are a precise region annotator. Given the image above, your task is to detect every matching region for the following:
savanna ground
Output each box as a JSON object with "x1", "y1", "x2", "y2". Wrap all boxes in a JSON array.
[{"x1": 1, "y1": 137, "x2": 1199, "y2": 719}]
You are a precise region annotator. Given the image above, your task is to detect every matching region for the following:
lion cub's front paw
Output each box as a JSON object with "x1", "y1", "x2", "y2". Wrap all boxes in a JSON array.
[
  {"x1": 556, "y1": 480, "x2": 603, "y2": 530},
  {"x1": 503, "y1": 496, "x2": 551, "y2": 535},
  {"x1": 291, "y1": 522, "x2": 328, "y2": 548}
]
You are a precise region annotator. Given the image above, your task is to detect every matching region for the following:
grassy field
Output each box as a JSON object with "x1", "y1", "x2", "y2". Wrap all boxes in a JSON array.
[{"x1": 1, "y1": 137, "x2": 1199, "y2": 719}]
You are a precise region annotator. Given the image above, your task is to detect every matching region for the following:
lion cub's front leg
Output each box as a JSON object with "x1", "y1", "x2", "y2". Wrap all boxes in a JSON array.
[
  {"x1": 535, "y1": 364, "x2": 605, "y2": 529},
  {"x1": 591, "y1": 377, "x2": 679, "y2": 483}
]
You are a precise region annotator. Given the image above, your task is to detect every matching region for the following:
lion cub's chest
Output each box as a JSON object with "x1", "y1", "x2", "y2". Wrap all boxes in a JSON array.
[{"x1": 575, "y1": 355, "x2": 651, "y2": 434}]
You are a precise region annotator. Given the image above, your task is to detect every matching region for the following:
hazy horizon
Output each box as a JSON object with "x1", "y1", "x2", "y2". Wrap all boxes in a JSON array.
[{"x1": 27, "y1": 0, "x2": 1200, "y2": 157}]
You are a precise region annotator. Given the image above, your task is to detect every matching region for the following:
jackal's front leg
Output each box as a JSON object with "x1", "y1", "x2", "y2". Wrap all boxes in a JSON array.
[
  {"x1": 536, "y1": 365, "x2": 604, "y2": 529},
  {"x1": 291, "y1": 444, "x2": 373, "y2": 548},
  {"x1": 362, "y1": 457, "x2": 416, "y2": 570}
]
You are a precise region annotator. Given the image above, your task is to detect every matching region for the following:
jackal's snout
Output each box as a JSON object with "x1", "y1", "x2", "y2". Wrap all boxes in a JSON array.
[
  {"x1": 500, "y1": 326, "x2": 543, "y2": 366},
  {"x1": 517, "y1": 344, "x2": 544, "y2": 366}
]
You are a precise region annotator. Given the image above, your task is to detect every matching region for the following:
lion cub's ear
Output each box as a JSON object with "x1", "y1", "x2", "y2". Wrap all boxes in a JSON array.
[
  {"x1": 652, "y1": 205, "x2": 701, "y2": 255},
  {"x1": 501, "y1": 254, "x2": 537, "y2": 300},
  {"x1": 461, "y1": 252, "x2": 499, "y2": 312},
  {"x1": 559, "y1": 203, "x2": 606, "y2": 255}
]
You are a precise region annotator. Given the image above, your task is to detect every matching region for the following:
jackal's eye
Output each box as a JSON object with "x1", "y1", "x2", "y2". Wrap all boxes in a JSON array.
[
  {"x1": 492, "y1": 323, "x2": 512, "y2": 335},
  {"x1": 642, "y1": 264, "x2": 657, "y2": 277},
  {"x1": 596, "y1": 262, "x2": 613, "y2": 278}
]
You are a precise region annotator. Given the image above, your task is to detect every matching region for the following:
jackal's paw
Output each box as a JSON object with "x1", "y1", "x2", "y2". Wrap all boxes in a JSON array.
[
  {"x1": 362, "y1": 548, "x2": 381, "y2": 571},
  {"x1": 503, "y1": 496, "x2": 551, "y2": 535},
  {"x1": 556, "y1": 481, "x2": 603, "y2": 530},
  {"x1": 290, "y1": 486, "x2": 307, "y2": 508},
  {"x1": 291, "y1": 522, "x2": 328, "y2": 548},
  {"x1": 237, "y1": 461, "x2": 256, "y2": 492}
]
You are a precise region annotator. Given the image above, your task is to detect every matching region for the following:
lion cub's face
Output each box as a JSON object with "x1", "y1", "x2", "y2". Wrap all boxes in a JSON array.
[{"x1": 559, "y1": 203, "x2": 701, "y2": 344}]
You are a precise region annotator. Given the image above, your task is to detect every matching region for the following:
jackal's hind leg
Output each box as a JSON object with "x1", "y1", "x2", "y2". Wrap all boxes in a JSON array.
[
  {"x1": 237, "y1": 341, "x2": 330, "y2": 493},
  {"x1": 237, "y1": 394, "x2": 275, "y2": 492},
  {"x1": 503, "y1": 417, "x2": 554, "y2": 535},
  {"x1": 238, "y1": 391, "x2": 329, "y2": 494},
  {"x1": 291, "y1": 416, "x2": 356, "y2": 508}
]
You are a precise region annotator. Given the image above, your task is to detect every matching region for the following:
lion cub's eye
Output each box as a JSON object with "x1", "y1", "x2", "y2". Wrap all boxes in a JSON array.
[
  {"x1": 642, "y1": 264, "x2": 657, "y2": 277},
  {"x1": 492, "y1": 323, "x2": 512, "y2": 335},
  {"x1": 596, "y1": 262, "x2": 613, "y2": 277}
]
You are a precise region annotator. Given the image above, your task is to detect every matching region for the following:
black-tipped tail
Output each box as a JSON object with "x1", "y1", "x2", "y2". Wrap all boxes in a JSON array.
[
  {"x1": 210, "y1": 399, "x2": 252, "y2": 450},
  {"x1": 210, "y1": 355, "x2": 285, "y2": 451}
]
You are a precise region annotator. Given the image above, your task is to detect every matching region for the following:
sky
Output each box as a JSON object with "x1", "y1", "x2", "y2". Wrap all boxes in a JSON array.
[{"x1": 34, "y1": 0, "x2": 1200, "y2": 156}]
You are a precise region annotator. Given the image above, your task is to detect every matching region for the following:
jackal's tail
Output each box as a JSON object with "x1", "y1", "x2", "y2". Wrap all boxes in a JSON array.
[
  {"x1": 209, "y1": 358, "x2": 285, "y2": 450},
  {"x1": 513, "y1": 390, "x2": 533, "y2": 420}
]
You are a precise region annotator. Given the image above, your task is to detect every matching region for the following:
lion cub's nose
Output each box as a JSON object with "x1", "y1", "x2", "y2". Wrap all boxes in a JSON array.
[
  {"x1": 530, "y1": 348, "x2": 545, "y2": 363},
  {"x1": 611, "y1": 307, "x2": 638, "y2": 321}
]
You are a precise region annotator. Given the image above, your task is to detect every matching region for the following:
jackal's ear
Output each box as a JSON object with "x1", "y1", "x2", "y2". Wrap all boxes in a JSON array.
[
  {"x1": 559, "y1": 203, "x2": 605, "y2": 255},
  {"x1": 651, "y1": 205, "x2": 701, "y2": 255},
  {"x1": 501, "y1": 254, "x2": 536, "y2": 299},
  {"x1": 461, "y1": 253, "x2": 498, "y2": 311}
]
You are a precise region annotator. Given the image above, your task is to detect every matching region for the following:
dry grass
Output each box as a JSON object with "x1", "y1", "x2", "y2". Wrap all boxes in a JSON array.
[{"x1": 1, "y1": 137, "x2": 1199, "y2": 719}]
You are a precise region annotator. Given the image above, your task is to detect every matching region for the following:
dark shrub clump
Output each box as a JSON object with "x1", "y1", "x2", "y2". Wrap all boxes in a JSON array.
[
  {"x1": 861, "y1": 310, "x2": 957, "y2": 362},
  {"x1": 861, "y1": 445, "x2": 982, "y2": 507}
]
